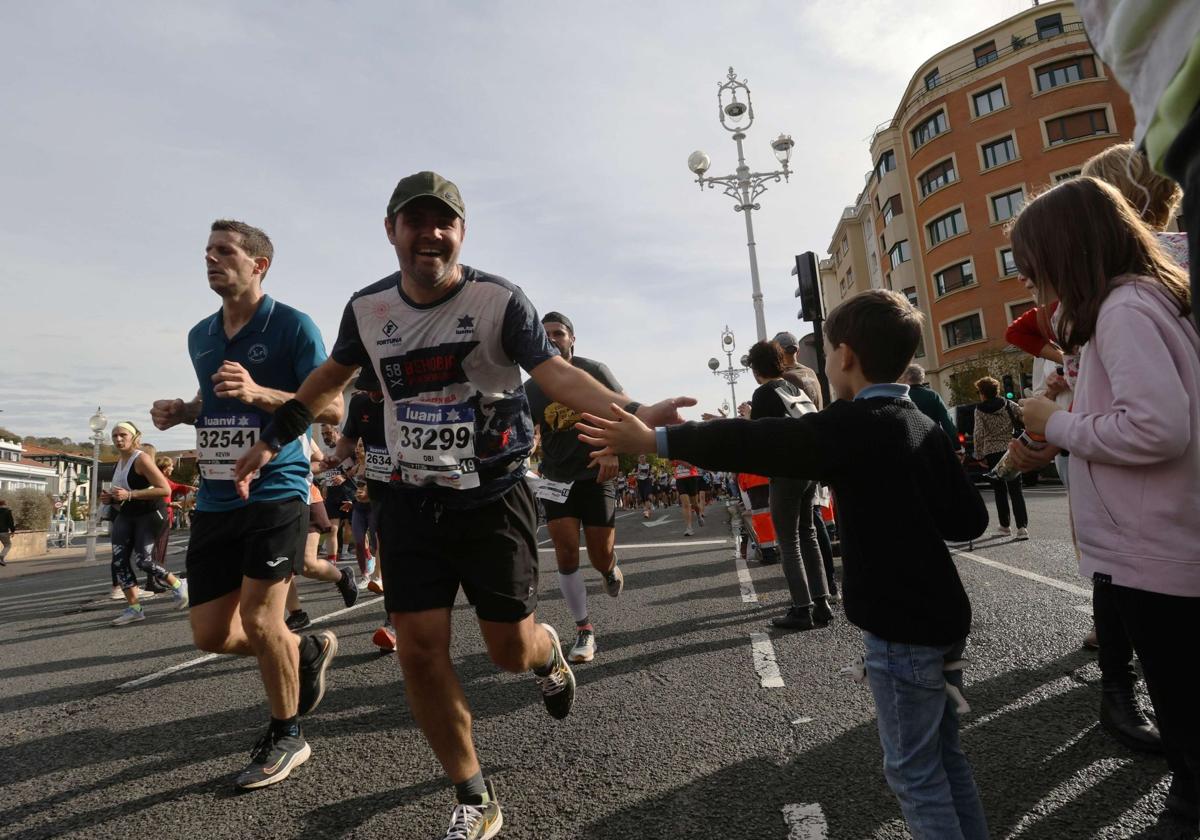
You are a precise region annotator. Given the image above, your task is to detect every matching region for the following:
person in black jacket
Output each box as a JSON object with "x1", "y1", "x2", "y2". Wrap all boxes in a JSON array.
[
  {"x1": 579, "y1": 289, "x2": 990, "y2": 840},
  {"x1": 0, "y1": 499, "x2": 15, "y2": 565}
]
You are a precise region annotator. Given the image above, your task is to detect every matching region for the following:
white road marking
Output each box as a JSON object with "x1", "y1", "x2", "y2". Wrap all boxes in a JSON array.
[
  {"x1": 116, "y1": 596, "x2": 384, "y2": 690},
  {"x1": 749, "y1": 631, "x2": 784, "y2": 688},
  {"x1": 1073, "y1": 604, "x2": 1092, "y2": 615},
  {"x1": 642, "y1": 515, "x2": 670, "y2": 528},
  {"x1": 782, "y1": 802, "x2": 829, "y2": 839},
  {"x1": 951, "y1": 549, "x2": 1091, "y2": 598},
  {"x1": 733, "y1": 548, "x2": 759, "y2": 604},
  {"x1": 537, "y1": 539, "x2": 729, "y2": 553}
]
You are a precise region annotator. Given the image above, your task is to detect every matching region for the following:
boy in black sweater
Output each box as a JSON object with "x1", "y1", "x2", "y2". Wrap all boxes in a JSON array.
[{"x1": 578, "y1": 289, "x2": 990, "y2": 839}]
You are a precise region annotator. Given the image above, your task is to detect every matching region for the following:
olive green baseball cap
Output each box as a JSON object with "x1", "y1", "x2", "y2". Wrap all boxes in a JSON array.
[{"x1": 387, "y1": 171, "x2": 465, "y2": 221}]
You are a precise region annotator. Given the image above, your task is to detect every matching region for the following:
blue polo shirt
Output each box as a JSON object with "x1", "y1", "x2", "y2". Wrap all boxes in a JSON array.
[{"x1": 188, "y1": 294, "x2": 328, "y2": 512}]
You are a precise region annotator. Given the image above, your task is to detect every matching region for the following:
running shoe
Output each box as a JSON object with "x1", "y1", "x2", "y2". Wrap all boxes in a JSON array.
[
  {"x1": 112, "y1": 605, "x2": 145, "y2": 626},
  {"x1": 603, "y1": 564, "x2": 624, "y2": 598},
  {"x1": 535, "y1": 623, "x2": 575, "y2": 720},
  {"x1": 1015, "y1": 527, "x2": 1030, "y2": 540},
  {"x1": 697, "y1": 513, "x2": 706, "y2": 527},
  {"x1": 367, "y1": 578, "x2": 384, "y2": 595},
  {"x1": 364, "y1": 556, "x2": 376, "y2": 578},
  {"x1": 110, "y1": 586, "x2": 125, "y2": 600},
  {"x1": 286, "y1": 610, "x2": 312, "y2": 632},
  {"x1": 372, "y1": 625, "x2": 396, "y2": 652},
  {"x1": 298, "y1": 630, "x2": 338, "y2": 716},
  {"x1": 642, "y1": 510, "x2": 650, "y2": 519},
  {"x1": 234, "y1": 727, "x2": 311, "y2": 791},
  {"x1": 442, "y1": 780, "x2": 502, "y2": 840},
  {"x1": 171, "y1": 579, "x2": 189, "y2": 610},
  {"x1": 336, "y1": 569, "x2": 359, "y2": 607},
  {"x1": 568, "y1": 628, "x2": 595, "y2": 663},
  {"x1": 684, "y1": 527, "x2": 694, "y2": 536}
]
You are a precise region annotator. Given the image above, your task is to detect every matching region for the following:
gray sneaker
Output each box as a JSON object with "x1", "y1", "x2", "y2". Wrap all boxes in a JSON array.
[
  {"x1": 443, "y1": 779, "x2": 503, "y2": 839},
  {"x1": 234, "y1": 728, "x2": 311, "y2": 790},
  {"x1": 112, "y1": 606, "x2": 145, "y2": 626}
]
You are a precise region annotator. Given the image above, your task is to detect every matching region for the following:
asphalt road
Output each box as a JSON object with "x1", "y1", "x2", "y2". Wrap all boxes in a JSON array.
[{"x1": 0, "y1": 488, "x2": 1183, "y2": 839}]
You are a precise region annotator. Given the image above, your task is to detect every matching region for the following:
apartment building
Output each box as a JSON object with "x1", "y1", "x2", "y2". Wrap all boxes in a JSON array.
[{"x1": 824, "y1": 0, "x2": 1134, "y2": 403}]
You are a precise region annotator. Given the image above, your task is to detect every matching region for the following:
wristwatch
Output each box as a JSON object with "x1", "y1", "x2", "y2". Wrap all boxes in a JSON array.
[{"x1": 623, "y1": 401, "x2": 642, "y2": 414}]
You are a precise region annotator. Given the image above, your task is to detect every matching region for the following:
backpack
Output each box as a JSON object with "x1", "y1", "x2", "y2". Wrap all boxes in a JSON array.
[{"x1": 775, "y1": 382, "x2": 818, "y2": 419}]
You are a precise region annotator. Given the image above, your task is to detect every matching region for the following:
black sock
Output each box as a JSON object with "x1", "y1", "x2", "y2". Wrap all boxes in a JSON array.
[
  {"x1": 298, "y1": 634, "x2": 320, "y2": 667},
  {"x1": 270, "y1": 715, "x2": 300, "y2": 738},
  {"x1": 531, "y1": 630, "x2": 557, "y2": 677},
  {"x1": 454, "y1": 770, "x2": 488, "y2": 804}
]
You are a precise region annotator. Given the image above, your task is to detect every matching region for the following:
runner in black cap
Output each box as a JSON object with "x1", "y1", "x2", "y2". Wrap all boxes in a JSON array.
[
  {"x1": 234, "y1": 171, "x2": 694, "y2": 840},
  {"x1": 524, "y1": 311, "x2": 626, "y2": 664}
]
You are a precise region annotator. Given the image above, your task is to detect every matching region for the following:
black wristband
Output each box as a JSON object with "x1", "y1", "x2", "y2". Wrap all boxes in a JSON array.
[
  {"x1": 623, "y1": 401, "x2": 642, "y2": 414},
  {"x1": 261, "y1": 399, "x2": 314, "y2": 452}
]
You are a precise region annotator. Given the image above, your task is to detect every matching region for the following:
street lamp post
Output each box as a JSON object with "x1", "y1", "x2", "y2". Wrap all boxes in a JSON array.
[
  {"x1": 689, "y1": 67, "x2": 794, "y2": 341},
  {"x1": 708, "y1": 326, "x2": 749, "y2": 410},
  {"x1": 84, "y1": 407, "x2": 107, "y2": 563}
]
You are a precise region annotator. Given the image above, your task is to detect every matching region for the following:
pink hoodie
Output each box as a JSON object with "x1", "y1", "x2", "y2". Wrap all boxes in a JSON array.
[{"x1": 1045, "y1": 277, "x2": 1200, "y2": 597}]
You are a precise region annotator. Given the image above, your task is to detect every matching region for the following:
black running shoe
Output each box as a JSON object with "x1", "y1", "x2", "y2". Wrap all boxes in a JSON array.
[
  {"x1": 298, "y1": 630, "x2": 338, "y2": 716},
  {"x1": 285, "y1": 610, "x2": 311, "y2": 632},
  {"x1": 535, "y1": 623, "x2": 575, "y2": 720},
  {"x1": 335, "y1": 569, "x2": 359, "y2": 608},
  {"x1": 772, "y1": 606, "x2": 817, "y2": 631},
  {"x1": 234, "y1": 727, "x2": 311, "y2": 790}
]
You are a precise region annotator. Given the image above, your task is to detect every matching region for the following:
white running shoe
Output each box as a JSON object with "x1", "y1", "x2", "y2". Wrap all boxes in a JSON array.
[
  {"x1": 1015, "y1": 527, "x2": 1030, "y2": 540},
  {"x1": 172, "y1": 579, "x2": 189, "y2": 610},
  {"x1": 994, "y1": 526, "x2": 1012, "y2": 537},
  {"x1": 112, "y1": 606, "x2": 145, "y2": 626},
  {"x1": 569, "y1": 629, "x2": 596, "y2": 663},
  {"x1": 684, "y1": 527, "x2": 694, "y2": 536}
]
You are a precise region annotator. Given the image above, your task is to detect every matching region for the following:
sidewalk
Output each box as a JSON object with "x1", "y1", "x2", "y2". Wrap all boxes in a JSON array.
[{"x1": 0, "y1": 544, "x2": 109, "y2": 578}]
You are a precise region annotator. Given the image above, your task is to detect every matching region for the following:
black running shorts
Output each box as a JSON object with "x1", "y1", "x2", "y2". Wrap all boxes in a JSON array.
[
  {"x1": 541, "y1": 478, "x2": 616, "y2": 528},
  {"x1": 379, "y1": 480, "x2": 539, "y2": 623},
  {"x1": 308, "y1": 500, "x2": 332, "y2": 535},
  {"x1": 676, "y1": 476, "x2": 699, "y2": 497},
  {"x1": 637, "y1": 479, "x2": 654, "y2": 502},
  {"x1": 186, "y1": 498, "x2": 307, "y2": 607}
]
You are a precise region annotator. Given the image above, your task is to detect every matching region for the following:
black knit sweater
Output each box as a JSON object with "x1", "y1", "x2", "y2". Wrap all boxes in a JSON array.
[{"x1": 666, "y1": 397, "x2": 988, "y2": 645}]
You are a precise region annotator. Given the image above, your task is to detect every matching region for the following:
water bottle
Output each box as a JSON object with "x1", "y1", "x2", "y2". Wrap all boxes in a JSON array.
[{"x1": 988, "y1": 431, "x2": 1047, "y2": 481}]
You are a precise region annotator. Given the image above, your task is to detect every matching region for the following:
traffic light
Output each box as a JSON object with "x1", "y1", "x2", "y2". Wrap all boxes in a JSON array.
[
  {"x1": 793, "y1": 252, "x2": 823, "y2": 322},
  {"x1": 1002, "y1": 374, "x2": 1016, "y2": 399}
]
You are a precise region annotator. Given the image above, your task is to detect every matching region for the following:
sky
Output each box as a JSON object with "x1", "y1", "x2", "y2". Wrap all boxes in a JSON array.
[{"x1": 0, "y1": 0, "x2": 1033, "y2": 451}]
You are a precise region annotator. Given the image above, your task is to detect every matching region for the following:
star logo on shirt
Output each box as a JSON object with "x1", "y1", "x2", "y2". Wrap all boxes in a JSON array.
[
  {"x1": 455, "y1": 315, "x2": 475, "y2": 335},
  {"x1": 446, "y1": 409, "x2": 461, "y2": 422}
]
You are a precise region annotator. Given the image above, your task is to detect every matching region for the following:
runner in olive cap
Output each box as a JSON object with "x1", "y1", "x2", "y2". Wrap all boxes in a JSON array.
[{"x1": 234, "y1": 170, "x2": 696, "y2": 839}]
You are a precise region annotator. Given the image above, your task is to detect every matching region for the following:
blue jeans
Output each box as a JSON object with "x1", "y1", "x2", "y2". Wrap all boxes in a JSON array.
[{"x1": 864, "y1": 632, "x2": 988, "y2": 840}]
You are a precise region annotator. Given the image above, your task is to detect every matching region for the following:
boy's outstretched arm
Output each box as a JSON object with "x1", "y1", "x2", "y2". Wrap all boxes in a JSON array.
[{"x1": 578, "y1": 405, "x2": 828, "y2": 481}]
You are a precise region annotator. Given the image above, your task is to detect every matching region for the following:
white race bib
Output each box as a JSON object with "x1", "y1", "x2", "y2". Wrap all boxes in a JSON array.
[
  {"x1": 393, "y1": 402, "x2": 479, "y2": 490},
  {"x1": 533, "y1": 478, "x2": 573, "y2": 503},
  {"x1": 197, "y1": 414, "x2": 261, "y2": 481},
  {"x1": 364, "y1": 444, "x2": 393, "y2": 483}
]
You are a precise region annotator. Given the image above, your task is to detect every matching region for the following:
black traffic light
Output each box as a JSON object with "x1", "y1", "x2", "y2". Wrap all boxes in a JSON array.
[
  {"x1": 1002, "y1": 374, "x2": 1016, "y2": 399},
  {"x1": 793, "y1": 252, "x2": 823, "y2": 323}
]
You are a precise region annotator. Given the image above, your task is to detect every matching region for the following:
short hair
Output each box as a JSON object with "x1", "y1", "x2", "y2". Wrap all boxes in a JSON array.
[
  {"x1": 1081, "y1": 142, "x2": 1181, "y2": 231},
  {"x1": 975, "y1": 376, "x2": 999, "y2": 400},
  {"x1": 824, "y1": 289, "x2": 924, "y2": 383},
  {"x1": 746, "y1": 340, "x2": 785, "y2": 379},
  {"x1": 901, "y1": 363, "x2": 925, "y2": 385},
  {"x1": 156, "y1": 455, "x2": 174, "y2": 471},
  {"x1": 211, "y1": 219, "x2": 274, "y2": 276}
]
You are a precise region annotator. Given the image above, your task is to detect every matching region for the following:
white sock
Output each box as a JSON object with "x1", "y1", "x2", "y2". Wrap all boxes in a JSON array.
[{"x1": 558, "y1": 569, "x2": 589, "y2": 624}]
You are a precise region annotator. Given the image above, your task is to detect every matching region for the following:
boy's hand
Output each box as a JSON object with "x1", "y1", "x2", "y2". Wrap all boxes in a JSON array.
[{"x1": 577, "y1": 403, "x2": 656, "y2": 458}]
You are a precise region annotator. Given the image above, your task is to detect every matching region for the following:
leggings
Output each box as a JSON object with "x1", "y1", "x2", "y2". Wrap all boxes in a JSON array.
[
  {"x1": 351, "y1": 504, "x2": 378, "y2": 571},
  {"x1": 111, "y1": 511, "x2": 170, "y2": 591}
]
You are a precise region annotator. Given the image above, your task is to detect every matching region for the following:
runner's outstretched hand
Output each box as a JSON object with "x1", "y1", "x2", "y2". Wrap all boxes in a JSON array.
[
  {"x1": 233, "y1": 440, "x2": 274, "y2": 500},
  {"x1": 577, "y1": 403, "x2": 657, "y2": 460},
  {"x1": 635, "y1": 396, "x2": 696, "y2": 427}
]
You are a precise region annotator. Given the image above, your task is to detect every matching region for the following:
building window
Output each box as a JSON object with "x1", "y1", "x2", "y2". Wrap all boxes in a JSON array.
[
  {"x1": 919, "y1": 159, "x2": 956, "y2": 196},
  {"x1": 924, "y1": 68, "x2": 940, "y2": 91},
  {"x1": 944, "y1": 313, "x2": 984, "y2": 348},
  {"x1": 1046, "y1": 108, "x2": 1110, "y2": 145},
  {"x1": 999, "y1": 248, "x2": 1018, "y2": 276},
  {"x1": 874, "y1": 149, "x2": 896, "y2": 181},
  {"x1": 1054, "y1": 169, "x2": 1081, "y2": 182},
  {"x1": 934, "y1": 260, "x2": 976, "y2": 296},
  {"x1": 1036, "y1": 13, "x2": 1064, "y2": 40},
  {"x1": 1036, "y1": 55, "x2": 1098, "y2": 91},
  {"x1": 1009, "y1": 300, "x2": 1036, "y2": 321},
  {"x1": 882, "y1": 194, "x2": 902, "y2": 226},
  {"x1": 902, "y1": 286, "x2": 919, "y2": 307},
  {"x1": 973, "y1": 85, "x2": 1006, "y2": 117},
  {"x1": 889, "y1": 240, "x2": 911, "y2": 269},
  {"x1": 973, "y1": 40, "x2": 998, "y2": 68},
  {"x1": 928, "y1": 208, "x2": 966, "y2": 245},
  {"x1": 982, "y1": 136, "x2": 1016, "y2": 169},
  {"x1": 911, "y1": 111, "x2": 948, "y2": 150},
  {"x1": 992, "y1": 188, "x2": 1025, "y2": 222}
]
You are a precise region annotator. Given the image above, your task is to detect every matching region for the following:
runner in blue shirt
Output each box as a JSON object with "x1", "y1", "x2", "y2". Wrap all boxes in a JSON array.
[{"x1": 150, "y1": 219, "x2": 344, "y2": 791}]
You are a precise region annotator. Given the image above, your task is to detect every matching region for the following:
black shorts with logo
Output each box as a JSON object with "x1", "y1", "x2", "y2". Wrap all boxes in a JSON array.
[
  {"x1": 379, "y1": 480, "x2": 539, "y2": 623},
  {"x1": 186, "y1": 498, "x2": 307, "y2": 607},
  {"x1": 676, "y1": 476, "x2": 700, "y2": 497},
  {"x1": 541, "y1": 478, "x2": 617, "y2": 528}
]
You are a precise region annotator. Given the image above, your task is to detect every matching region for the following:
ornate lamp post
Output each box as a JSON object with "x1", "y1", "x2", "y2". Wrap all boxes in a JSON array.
[
  {"x1": 708, "y1": 326, "x2": 749, "y2": 410},
  {"x1": 84, "y1": 407, "x2": 107, "y2": 563},
  {"x1": 689, "y1": 67, "x2": 794, "y2": 341}
]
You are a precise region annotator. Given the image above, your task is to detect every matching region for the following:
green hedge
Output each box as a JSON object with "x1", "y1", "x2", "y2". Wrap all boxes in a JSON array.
[{"x1": 5, "y1": 488, "x2": 54, "y2": 531}]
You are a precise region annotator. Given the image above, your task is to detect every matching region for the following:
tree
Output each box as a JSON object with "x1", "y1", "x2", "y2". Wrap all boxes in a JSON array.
[
  {"x1": 944, "y1": 348, "x2": 1032, "y2": 407},
  {"x1": 8, "y1": 489, "x2": 53, "y2": 531}
]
